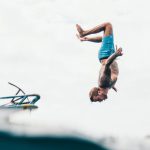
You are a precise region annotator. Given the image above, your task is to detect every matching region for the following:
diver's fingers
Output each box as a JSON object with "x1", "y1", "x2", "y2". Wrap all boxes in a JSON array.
[{"x1": 115, "y1": 45, "x2": 117, "y2": 51}]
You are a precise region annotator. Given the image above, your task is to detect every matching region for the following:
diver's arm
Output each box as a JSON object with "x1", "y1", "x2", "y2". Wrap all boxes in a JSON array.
[
  {"x1": 110, "y1": 78, "x2": 117, "y2": 91},
  {"x1": 106, "y1": 53, "x2": 118, "y2": 67},
  {"x1": 105, "y1": 47, "x2": 123, "y2": 68},
  {"x1": 103, "y1": 53, "x2": 118, "y2": 77}
]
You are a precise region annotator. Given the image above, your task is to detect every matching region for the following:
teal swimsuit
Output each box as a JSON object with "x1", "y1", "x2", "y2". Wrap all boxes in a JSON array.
[{"x1": 98, "y1": 34, "x2": 115, "y2": 61}]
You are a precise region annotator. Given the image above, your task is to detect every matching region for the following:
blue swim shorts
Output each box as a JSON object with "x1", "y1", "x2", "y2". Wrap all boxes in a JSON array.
[{"x1": 98, "y1": 34, "x2": 115, "y2": 61}]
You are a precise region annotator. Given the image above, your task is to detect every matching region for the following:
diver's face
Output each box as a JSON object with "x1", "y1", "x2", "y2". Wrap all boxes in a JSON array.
[
  {"x1": 98, "y1": 88, "x2": 103, "y2": 95},
  {"x1": 92, "y1": 96, "x2": 104, "y2": 102},
  {"x1": 92, "y1": 88, "x2": 106, "y2": 102}
]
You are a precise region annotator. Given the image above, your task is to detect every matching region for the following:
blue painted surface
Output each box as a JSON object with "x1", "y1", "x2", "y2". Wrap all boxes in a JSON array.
[{"x1": 0, "y1": 131, "x2": 109, "y2": 150}]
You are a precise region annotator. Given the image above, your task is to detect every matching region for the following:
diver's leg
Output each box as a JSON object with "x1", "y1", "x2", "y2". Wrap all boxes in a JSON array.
[{"x1": 76, "y1": 22, "x2": 113, "y2": 37}]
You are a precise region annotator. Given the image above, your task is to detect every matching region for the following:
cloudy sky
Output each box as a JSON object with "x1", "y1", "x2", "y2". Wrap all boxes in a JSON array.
[{"x1": 0, "y1": 0, "x2": 150, "y2": 141}]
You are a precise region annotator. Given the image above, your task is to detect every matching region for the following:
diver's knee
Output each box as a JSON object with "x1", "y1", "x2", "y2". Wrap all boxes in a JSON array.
[{"x1": 106, "y1": 22, "x2": 112, "y2": 27}]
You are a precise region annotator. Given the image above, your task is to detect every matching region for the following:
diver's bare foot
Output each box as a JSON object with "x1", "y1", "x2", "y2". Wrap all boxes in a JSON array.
[
  {"x1": 76, "y1": 34, "x2": 88, "y2": 41},
  {"x1": 76, "y1": 24, "x2": 84, "y2": 37}
]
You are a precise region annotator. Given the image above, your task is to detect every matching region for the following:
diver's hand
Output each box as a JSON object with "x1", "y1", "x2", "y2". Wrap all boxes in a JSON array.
[
  {"x1": 112, "y1": 86, "x2": 117, "y2": 92},
  {"x1": 115, "y1": 45, "x2": 123, "y2": 56}
]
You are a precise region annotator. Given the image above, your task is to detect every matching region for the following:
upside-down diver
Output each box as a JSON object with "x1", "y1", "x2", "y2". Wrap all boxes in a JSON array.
[{"x1": 76, "y1": 22, "x2": 123, "y2": 102}]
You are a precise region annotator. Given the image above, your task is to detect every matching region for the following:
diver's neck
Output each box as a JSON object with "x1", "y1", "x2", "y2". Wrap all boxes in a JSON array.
[{"x1": 100, "y1": 87, "x2": 109, "y2": 95}]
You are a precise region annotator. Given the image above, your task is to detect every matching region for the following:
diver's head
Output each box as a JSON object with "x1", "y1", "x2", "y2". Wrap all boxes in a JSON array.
[{"x1": 89, "y1": 87, "x2": 107, "y2": 102}]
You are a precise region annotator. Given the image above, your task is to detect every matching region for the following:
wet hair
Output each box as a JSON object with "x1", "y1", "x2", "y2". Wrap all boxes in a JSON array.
[
  {"x1": 89, "y1": 87, "x2": 99, "y2": 102},
  {"x1": 89, "y1": 87, "x2": 107, "y2": 102}
]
